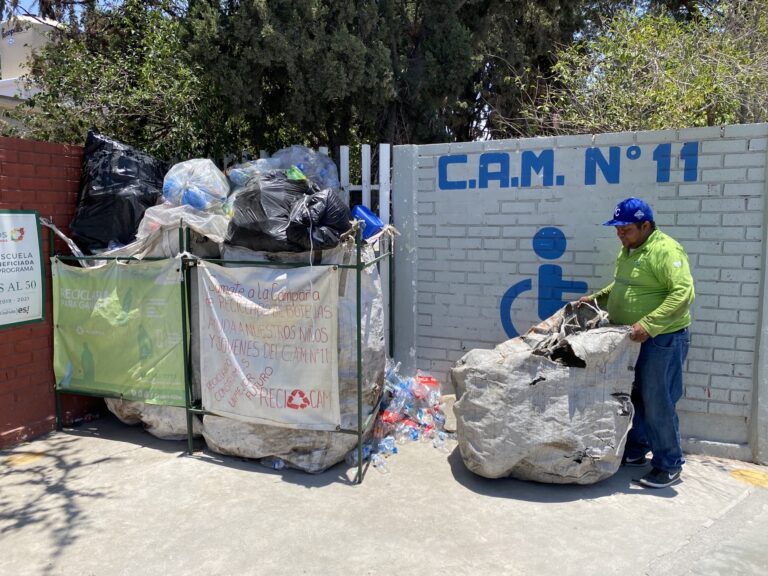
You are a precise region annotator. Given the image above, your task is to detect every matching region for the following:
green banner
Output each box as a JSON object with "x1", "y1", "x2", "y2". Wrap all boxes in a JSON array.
[{"x1": 52, "y1": 258, "x2": 186, "y2": 406}]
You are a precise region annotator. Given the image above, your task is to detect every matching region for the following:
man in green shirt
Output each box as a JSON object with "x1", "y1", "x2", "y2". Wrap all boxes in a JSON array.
[{"x1": 580, "y1": 197, "x2": 694, "y2": 488}]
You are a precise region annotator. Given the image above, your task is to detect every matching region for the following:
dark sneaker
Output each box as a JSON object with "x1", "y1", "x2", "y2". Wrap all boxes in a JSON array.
[
  {"x1": 622, "y1": 455, "x2": 649, "y2": 467},
  {"x1": 639, "y1": 467, "x2": 681, "y2": 488}
]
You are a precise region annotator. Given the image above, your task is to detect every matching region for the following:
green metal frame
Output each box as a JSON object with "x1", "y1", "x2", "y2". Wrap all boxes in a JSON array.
[{"x1": 52, "y1": 224, "x2": 394, "y2": 484}]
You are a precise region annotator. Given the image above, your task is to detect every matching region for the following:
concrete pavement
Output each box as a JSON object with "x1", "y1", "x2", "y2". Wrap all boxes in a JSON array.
[{"x1": 1, "y1": 413, "x2": 767, "y2": 576}]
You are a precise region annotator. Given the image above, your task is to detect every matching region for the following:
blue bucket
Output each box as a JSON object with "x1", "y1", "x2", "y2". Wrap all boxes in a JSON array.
[{"x1": 352, "y1": 204, "x2": 384, "y2": 240}]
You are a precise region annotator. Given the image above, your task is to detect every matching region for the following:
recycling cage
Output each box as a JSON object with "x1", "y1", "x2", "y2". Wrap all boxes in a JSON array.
[{"x1": 52, "y1": 223, "x2": 394, "y2": 484}]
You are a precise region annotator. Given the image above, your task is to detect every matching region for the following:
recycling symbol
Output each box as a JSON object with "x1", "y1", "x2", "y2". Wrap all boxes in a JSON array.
[{"x1": 287, "y1": 389, "x2": 310, "y2": 410}]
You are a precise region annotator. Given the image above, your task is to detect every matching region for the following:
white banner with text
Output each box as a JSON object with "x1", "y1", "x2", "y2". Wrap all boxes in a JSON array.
[{"x1": 197, "y1": 262, "x2": 340, "y2": 429}]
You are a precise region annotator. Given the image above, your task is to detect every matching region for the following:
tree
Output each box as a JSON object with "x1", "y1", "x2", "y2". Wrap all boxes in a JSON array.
[
  {"x1": 2, "y1": 0, "x2": 247, "y2": 160},
  {"x1": 8, "y1": 0, "x2": 753, "y2": 152},
  {"x1": 182, "y1": 0, "x2": 591, "y2": 148},
  {"x1": 465, "y1": 0, "x2": 585, "y2": 141},
  {"x1": 506, "y1": 1, "x2": 768, "y2": 135},
  {"x1": 184, "y1": 0, "x2": 394, "y2": 154},
  {"x1": 3, "y1": 0, "x2": 598, "y2": 151}
]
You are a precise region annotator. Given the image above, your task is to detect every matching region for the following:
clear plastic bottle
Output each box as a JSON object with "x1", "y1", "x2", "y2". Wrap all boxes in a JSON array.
[
  {"x1": 388, "y1": 391, "x2": 406, "y2": 415},
  {"x1": 378, "y1": 435, "x2": 397, "y2": 455},
  {"x1": 385, "y1": 361, "x2": 402, "y2": 387},
  {"x1": 371, "y1": 453, "x2": 390, "y2": 474},
  {"x1": 395, "y1": 423, "x2": 409, "y2": 445}
]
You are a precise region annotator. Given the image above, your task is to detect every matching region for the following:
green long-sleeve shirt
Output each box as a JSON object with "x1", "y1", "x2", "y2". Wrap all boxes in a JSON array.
[{"x1": 588, "y1": 229, "x2": 694, "y2": 337}]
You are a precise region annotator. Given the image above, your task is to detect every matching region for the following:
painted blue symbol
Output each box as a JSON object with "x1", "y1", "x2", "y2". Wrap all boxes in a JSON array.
[
  {"x1": 500, "y1": 227, "x2": 589, "y2": 338},
  {"x1": 556, "y1": 175, "x2": 565, "y2": 186},
  {"x1": 626, "y1": 146, "x2": 641, "y2": 160},
  {"x1": 510, "y1": 176, "x2": 519, "y2": 187},
  {"x1": 468, "y1": 179, "x2": 477, "y2": 189}
]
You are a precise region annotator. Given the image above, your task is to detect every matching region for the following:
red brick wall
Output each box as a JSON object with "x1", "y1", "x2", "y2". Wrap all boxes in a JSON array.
[{"x1": 0, "y1": 136, "x2": 102, "y2": 449}]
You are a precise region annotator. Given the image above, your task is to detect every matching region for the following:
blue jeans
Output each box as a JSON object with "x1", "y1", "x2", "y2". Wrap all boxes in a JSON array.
[{"x1": 624, "y1": 328, "x2": 690, "y2": 473}]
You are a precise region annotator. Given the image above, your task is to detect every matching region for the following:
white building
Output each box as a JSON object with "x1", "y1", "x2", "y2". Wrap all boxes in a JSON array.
[{"x1": 0, "y1": 15, "x2": 59, "y2": 109}]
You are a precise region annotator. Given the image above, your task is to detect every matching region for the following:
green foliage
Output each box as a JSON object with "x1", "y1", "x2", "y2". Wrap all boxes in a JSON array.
[
  {"x1": 12, "y1": 0, "x2": 745, "y2": 154},
  {"x1": 2, "y1": 0, "x2": 248, "y2": 160},
  {"x1": 182, "y1": 0, "x2": 589, "y2": 147},
  {"x1": 472, "y1": 0, "x2": 584, "y2": 140},
  {"x1": 516, "y1": 2, "x2": 768, "y2": 135},
  {"x1": 181, "y1": 0, "x2": 391, "y2": 154},
  {"x1": 2, "y1": 0, "x2": 592, "y2": 151}
]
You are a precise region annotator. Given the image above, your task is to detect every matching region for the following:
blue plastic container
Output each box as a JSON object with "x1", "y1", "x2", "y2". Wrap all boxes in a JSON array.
[{"x1": 352, "y1": 204, "x2": 384, "y2": 240}]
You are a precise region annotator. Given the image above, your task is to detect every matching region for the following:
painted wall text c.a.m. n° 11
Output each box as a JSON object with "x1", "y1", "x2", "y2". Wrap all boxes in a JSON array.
[{"x1": 437, "y1": 142, "x2": 699, "y2": 190}]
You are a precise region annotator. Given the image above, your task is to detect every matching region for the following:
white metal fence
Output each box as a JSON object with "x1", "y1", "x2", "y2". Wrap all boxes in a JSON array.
[{"x1": 339, "y1": 144, "x2": 392, "y2": 350}]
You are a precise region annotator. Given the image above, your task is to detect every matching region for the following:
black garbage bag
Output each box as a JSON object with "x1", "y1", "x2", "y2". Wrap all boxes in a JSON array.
[
  {"x1": 226, "y1": 170, "x2": 352, "y2": 253},
  {"x1": 70, "y1": 130, "x2": 166, "y2": 253},
  {"x1": 286, "y1": 188, "x2": 352, "y2": 250},
  {"x1": 226, "y1": 170, "x2": 314, "y2": 252}
]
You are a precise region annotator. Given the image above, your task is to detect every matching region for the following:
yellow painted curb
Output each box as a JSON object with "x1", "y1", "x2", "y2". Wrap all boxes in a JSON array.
[
  {"x1": 4, "y1": 451, "x2": 47, "y2": 467},
  {"x1": 730, "y1": 468, "x2": 768, "y2": 489}
]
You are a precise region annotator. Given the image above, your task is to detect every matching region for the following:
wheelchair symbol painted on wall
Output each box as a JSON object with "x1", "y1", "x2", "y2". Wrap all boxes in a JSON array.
[{"x1": 500, "y1": 227, "x2": 588, "y2": 338}]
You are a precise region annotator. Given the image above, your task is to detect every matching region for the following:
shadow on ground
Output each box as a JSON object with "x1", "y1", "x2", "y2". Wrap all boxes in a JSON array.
[
  {"x1": 54, "y1": 412, "x2": 366, "y2": 490},
  {"x1": 0, "y1": 435, "x2": 114, "y2": 576},
  {"x1": 445, "y1": 446, "x2": 679, "y2": 502}
]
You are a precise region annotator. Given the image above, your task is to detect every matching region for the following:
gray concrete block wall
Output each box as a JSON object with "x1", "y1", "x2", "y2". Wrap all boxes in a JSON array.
[{"x1": 393, "y1": 124, "x2": 768, "y2": 463}]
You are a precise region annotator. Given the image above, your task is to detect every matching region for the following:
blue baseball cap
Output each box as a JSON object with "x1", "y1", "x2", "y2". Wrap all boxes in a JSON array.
[{"x1": 603, "y1": 197, "x2": 654, "y2": 226}]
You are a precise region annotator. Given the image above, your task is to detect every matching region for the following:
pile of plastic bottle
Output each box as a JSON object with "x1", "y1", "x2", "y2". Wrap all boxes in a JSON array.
[{"x1": 345, "y1": 361, "x2": 454, "y2": 473}]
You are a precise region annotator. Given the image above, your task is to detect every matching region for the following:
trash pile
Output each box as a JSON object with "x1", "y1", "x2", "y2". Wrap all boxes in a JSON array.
[
  {"x1": 227, "y1": 145, "x2": 341, "y2": 196},
  {"x1": 225, "y1": 168, "x2": 351, "y2": 252},
  {"x1": 345, "y1": 362, "x2": 455, "y2": 473},
  {"x1": 51, "y1": 130, "x2": 391, "y2": 473},
  {"x1": 451, "y1": 302, "x2": 640, "y2": 485},
  {"x1": 200, "y1": 241, "x2": 386, "y2": 473},
  {"x1": 66, "y1": 129, "x2": 355, "y2": 257}
]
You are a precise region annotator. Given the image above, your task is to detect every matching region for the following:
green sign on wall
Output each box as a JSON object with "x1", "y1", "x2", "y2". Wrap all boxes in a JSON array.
[{"x1": 52, "y1": 258, "x2": 186, "y2": 406}]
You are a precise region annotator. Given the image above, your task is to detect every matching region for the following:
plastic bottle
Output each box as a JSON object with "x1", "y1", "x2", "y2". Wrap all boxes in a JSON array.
[
  {"x1": 395, "y1": 423, "x2": 409, "y2": 445},
  {"x1": 388, "y1": 391, "x2": 406, "y2": 415},
  {"x1": 260, "y1": 457, "x2": 285, "y2": 470},
  {"x1": 416, "y1": 408, "x2": 434, "y2": 427},
  {"x1": 371, "y1": 453, "x2": 390, "y2": 474},
  {"x1": 385, "y1": 361, "x2": 402, "y2": 388},
  {"x1": 433, "y1": 431, "x2": 447, "y2": 450},
  {"x1": 345, "y1": 443, "x2": 372, "y2": 466},
  {"x1": 378, "y1": 435, "x2": 397, "y2": 455}
]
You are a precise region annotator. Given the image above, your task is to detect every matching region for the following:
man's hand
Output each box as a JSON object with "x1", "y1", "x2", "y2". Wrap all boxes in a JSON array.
[
  {"x1": 630, "y1": 323, "x2": 650, "y2": 343},
  {"x1": 578, "y1": 296, "x2": 592, "y2": 303}
]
